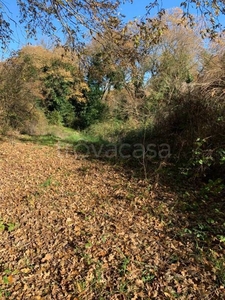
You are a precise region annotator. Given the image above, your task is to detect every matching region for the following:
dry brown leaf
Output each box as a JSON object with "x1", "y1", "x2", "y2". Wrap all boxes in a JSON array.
[
  {"x1": 42, "y1": 253, "x2": 53, "y2": 262},
  {"x1": 21, "y1": 268, "x2": 31, "y2": 274}
]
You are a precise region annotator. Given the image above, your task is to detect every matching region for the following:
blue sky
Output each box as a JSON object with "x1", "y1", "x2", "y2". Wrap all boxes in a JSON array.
[
  {"x1": 1, "y1": 0, "x2": 224, "y2": 57},
  {"x1": 120, "y1": 0, "x2": 189, "y2": 19}
]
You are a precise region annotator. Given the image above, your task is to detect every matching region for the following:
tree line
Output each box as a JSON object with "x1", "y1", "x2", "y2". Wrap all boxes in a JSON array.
[{"x1": 0, "y1": 3, "x2": 224, "y2": 187}]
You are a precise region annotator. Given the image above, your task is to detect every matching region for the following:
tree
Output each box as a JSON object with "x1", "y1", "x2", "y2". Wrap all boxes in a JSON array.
[
  {"x1": 146, "y1": 1, "x2": 225, "y2": 38},
  {"x1": 146, "y1": 8, "x2": 202, "y2": 104},
  {"x1": 0, "y1": 52, "x2": 41, "y2": 133},
  {"x1": 80, "y1": 24, "x2": 148, "y2": 121},
  {"x1": 0, "y1": 1, "x2": 225, "y2": 50},
  {"x1": 0, "y1": 44, "x2": 92, "y2": 131},
  {"x1": 17, "y1": 45, "x2": 90, "y2": 127},
  {"x1": 0, "y1": 0, "x2": 130, "y2": 50}
]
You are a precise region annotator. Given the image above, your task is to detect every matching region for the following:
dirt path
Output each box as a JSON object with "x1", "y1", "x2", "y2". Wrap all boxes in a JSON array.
[{"x1": 0, "y1": 139, "x2": 224, "y2": 299}]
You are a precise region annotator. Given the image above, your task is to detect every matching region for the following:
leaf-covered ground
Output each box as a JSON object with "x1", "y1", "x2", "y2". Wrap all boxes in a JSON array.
[{"x1": 0, "y1": 137, "x2": 224, "y2": 299}]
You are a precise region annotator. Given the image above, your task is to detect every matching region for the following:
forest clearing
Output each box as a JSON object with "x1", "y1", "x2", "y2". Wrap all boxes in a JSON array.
[{"x1": 0, "y1": 0, "x2": 225, "y2": 298}]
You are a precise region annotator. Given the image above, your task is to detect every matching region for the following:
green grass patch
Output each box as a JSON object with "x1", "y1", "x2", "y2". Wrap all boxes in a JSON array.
[{"x1": 17, "y1": 125, "x2": 101, "y2": 148}]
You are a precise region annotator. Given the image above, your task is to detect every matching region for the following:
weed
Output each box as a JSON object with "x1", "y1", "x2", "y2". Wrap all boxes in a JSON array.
[
  {"x1": 40, "y1": 177, "x2": 52, "y2": 188},
  {"x1": 85, "y1": 241, "x2": 92, "y2": 249},
  {"x1": 142, "y1": 270, "x2": 155, "y2": 283},
  {"x1": 217, "y1": 235, "x2": 225, "y2": 244},
  {"x1": 0, "y1": 220, "x2": 16, "y2": 232},
  {"x1": 0, "y1": 268, "x2": 18, "y2": 297},
  {"x1": 83, "y1": 253, "x2": 93, "y2": 265},
  {"x1": 75, "y1": 280, "x2": 87, "y2": 294},
  {"x1": 119, "y1": 257, "x2": 130, "y2": 276},
  {"x1": 169, "y1": 254, "x2": 180, "y2": 264},
  {"x1": 210, "y1": 250, "x2": 225, "y2": 287},
  {"x1": 201, "y1": 178, "x2": 225, "y2": 199}
]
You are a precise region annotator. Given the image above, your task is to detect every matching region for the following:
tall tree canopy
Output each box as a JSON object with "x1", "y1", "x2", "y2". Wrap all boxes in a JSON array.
[
  {"x1": 0, "y1": 0, "x2": 127, "y2": 49},
  {"x1": 0, "y1": 1, "x2": 225, "y2": 49}
]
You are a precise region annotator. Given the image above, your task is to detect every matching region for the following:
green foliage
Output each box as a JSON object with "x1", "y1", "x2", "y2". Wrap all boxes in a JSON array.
[
  {"x1": 201, "y1": 179, "x2": 225, "y2": 199},
  {"x1": 189, "y1": 136, "x2": 225, "y2": 186},
  {"x1": 74, "y1": 98, "x2": 107, "y2": 129},
  {"x1": 47, "y1": 110, "x2": 63, "y2": 126},
  {"x1": 4, "y1": 45, "x2": 90, "y2": 131},
  {"x1": 0, "y1": 220, "x2": 16, "y2": 232},
  {"x1": 87, "y1": 118, "x2": 137, "y2": 143},
  {"x1": 41, "y1": 66, "x2": 76, "y2": 127},
  {"x1": 142, "y1": 270, "x2": 155, "y2": 283},
  {"x1": 41, "y1": 177, "x2": 52, "y2": 188},
  {"x1": 73, "y1": 80, "x2": 108, "y2": 129},
  {"x1": 192, "y1": 138, "x2": 214, "y2": 170},
  {"x1": 209, "y1": 250, "x2": 225, "y2": 287}
]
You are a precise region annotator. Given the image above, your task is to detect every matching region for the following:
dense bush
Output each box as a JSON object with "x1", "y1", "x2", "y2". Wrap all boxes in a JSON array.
[
  {"x1": 72, "y1": 85, "x2": 108, "y2": 129},
  {"x1": 149, "y1": 51, "x2": 225, "y2": 184}
]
